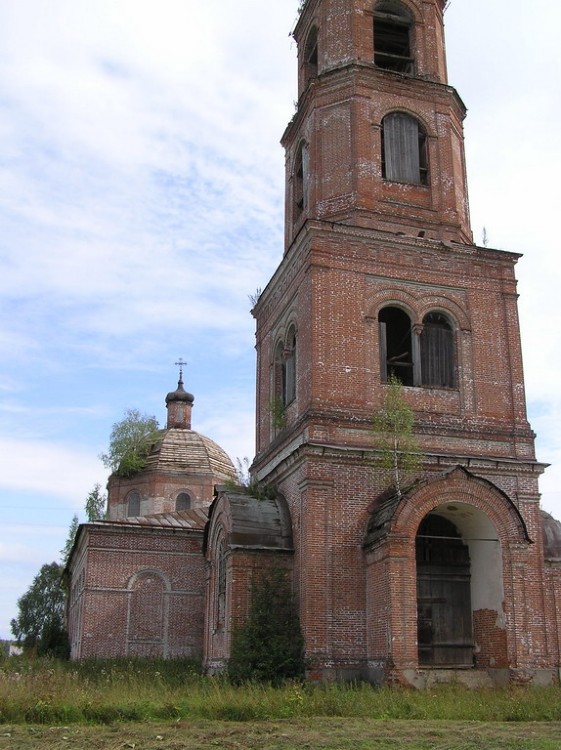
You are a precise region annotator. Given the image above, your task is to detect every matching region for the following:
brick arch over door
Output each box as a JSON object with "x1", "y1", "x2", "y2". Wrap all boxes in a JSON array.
[
  {"x1": 364, "y1": 466, "x2": 532, "y2": 675},
  {"x1": 392, "y1": 466, "x2": 531, "y2": 545},
  {"x1": 404, "y1": 469, "x2": 531, "y2": 670}
]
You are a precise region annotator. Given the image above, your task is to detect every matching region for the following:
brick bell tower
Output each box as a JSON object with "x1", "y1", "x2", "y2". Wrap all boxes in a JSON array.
[{"x1": 251, "y1": 0, "x2": 558, "y2": 685}]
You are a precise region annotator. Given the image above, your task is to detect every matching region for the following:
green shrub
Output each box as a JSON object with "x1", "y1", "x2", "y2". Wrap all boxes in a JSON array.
[{"x1": 228, "y1": 569, "x2": 305, "y2": 686}]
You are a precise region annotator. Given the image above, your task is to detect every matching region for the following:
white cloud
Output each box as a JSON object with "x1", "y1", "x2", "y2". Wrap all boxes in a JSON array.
[
  {"x1": 0, "y1": 439, "x2": 104, "y2": 504},
  {"x1": 0, "y1": 526, "x2": 65, "y2": 564}
]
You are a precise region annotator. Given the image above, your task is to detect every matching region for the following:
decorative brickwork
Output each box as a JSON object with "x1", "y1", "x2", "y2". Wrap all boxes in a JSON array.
[{"x1": 67, "y1": 520, "x2": 208, "y2": 660}]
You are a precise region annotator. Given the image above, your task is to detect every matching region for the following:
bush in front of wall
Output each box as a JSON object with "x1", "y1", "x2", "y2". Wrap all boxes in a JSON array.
[{"x1": 228, "y1": 568, "x2": 305, "y2": 686}]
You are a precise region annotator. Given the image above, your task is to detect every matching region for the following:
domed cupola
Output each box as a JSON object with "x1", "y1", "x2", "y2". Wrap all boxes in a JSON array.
[
  {"x1": 106, "y1": 363, "x2": 236, "y2": 520},
  {"x1": 165, "y1": 358, "x2": 194, "y2": 429}
]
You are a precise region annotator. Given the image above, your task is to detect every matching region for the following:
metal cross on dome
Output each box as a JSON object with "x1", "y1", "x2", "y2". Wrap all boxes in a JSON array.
[{"x1": 175, "y1": 358, "x2": 187, "y2": 381}]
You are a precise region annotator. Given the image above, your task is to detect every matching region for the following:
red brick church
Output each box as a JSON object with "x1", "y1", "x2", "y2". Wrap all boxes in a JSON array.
[{"x1": 67, "y1": 0, "x2": 561, "y2": 686}]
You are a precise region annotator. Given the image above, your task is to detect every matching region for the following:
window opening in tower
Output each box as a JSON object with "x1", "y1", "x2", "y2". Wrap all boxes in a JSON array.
[{"x1": 374, "y1": 5, "x2": 414, "y2": 74}]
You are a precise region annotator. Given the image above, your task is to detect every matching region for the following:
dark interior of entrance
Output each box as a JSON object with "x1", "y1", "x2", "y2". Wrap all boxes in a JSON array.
[{"x1": 416, "y1": 514, "x2": 474, "y2": 667}]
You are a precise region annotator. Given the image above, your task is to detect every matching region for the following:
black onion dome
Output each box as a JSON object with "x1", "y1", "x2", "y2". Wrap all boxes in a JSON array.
[{"x1": 165, "y1": 378, "x2": 194, "y2": 405}]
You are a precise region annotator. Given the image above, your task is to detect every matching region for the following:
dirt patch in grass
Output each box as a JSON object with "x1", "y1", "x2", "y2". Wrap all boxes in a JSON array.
[{"x1": 1, "y1": 719, "x2": 561, "y2": 750}]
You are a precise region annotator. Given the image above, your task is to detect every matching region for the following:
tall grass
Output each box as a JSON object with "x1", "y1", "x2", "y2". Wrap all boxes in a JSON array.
[{"x1": 1, "y1": 657, "x2": 560, "y2": 725}]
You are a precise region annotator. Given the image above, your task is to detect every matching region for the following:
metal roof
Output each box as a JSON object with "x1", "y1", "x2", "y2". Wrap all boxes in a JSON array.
[{"x1": 93, "y1": 508, "x2": 208, "y2": 531}]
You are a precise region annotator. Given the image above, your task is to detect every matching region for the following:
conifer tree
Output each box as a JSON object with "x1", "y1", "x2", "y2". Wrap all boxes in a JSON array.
[
  {"x1": 85, "y1": 482, "x2": 107, "y2": 521},
  {"x1": 60, "y1": 514, "x2": 79, "y2": 565},
  {"x1": 228, "y1": 568, "x2": 305, "y2": 685}
]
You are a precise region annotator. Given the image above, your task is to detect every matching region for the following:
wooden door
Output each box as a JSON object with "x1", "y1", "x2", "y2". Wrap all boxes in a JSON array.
[{"x1": 416, "y1": 514, "x2": 473, "y2": 666}]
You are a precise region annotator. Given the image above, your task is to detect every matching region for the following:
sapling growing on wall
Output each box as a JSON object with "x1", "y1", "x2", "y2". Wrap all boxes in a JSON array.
[
  {"x1": 270, "y1": 396, "x2": 286, "y2": 430},
  {"x1": 61, "y1": 484, "x2": 107, "y2": 565},
  {"x1": 84, "y1": 482, "x2": 107, "y2": 521},
  {"x1": 99, "y1": 408, "x2": 160, "y2": 477},
  {"x1": 372, "y1": 374, "x2": 422, "y2": 497},
  {"x1": 226, "y1": 457, "x2": 276, "y2": 501}
]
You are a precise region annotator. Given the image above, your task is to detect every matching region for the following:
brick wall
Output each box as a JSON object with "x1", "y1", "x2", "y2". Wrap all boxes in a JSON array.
[{"x1": 68, "y1": 523, "x2": 206, "y2": 660}]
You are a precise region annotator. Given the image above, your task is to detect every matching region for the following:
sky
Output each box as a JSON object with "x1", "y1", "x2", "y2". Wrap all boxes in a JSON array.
[{"x1": 0, "y1": 0, "x2": 560, "y2": 640}]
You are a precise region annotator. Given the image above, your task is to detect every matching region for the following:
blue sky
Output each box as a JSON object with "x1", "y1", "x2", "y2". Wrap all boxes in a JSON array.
[{"x1": 1, "y1": 0, "x2": 560, "y2": 640}]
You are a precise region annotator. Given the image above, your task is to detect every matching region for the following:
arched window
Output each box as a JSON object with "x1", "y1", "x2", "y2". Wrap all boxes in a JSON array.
[
  {"x1": 293, "y1": 141, "x2": 308, "y2": 221},
  {"x1": 175, "y1": 492, "x2": 191, "y2": 511},
  {"x1": 374, "y1": 1, "x2": 414, "y2": 73},
  {"x1": 420, "y1": 312, "x2": 455, "y2": 388},
  {"x1": 126, "y1": 490, "x2": 141, "y2": 517},
  {"x1": 304, "y1": 26, "x2": 318, "y2": 83},
  {"x1": 284, "y1": 327, "x2": 297, "y2": 405},
  {"x1": 274, "y1": 341, "x2": 285, "y2": 407},
  {"x1": 274, "y1": 327, "x2": 298, "y2": 408},
  {"x1": 382, "y1": 112, "x2": 428, "y2": 185},
  {"x1": 379, "y1": 306, "x2": 414, "y2": 386},
  {"x1": 128, "y1": 571, "x2": 166, "y2": 643},
  {"x1": 379, "y1": 307, "x2": 456, "y2": 388}
]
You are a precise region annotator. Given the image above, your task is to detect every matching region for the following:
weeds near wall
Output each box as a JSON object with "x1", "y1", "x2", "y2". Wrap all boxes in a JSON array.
[{"x1": 1, "y1": 657, "x2": 561, "y2": 725}]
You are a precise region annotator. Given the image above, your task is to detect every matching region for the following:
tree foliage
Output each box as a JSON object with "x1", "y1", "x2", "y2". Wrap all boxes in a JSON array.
[
  {"x1": 60, "y1": 484, "x2": 108, "y2": 566},
  {"x1": 99, "y1": 408, "x2": 160, "y2": 477},
  {"x1": 85, "y1": 482, "x2": 107, "y2": 521},
  {"x1": 372, "y1": 374, "x2": 422, "y2": 496},
  {"x1": 60, "y1": 514, "x2": 79, "y2": 565},
  {"x1": 228, "y1": 568, "x2": 306, "y2": 685},
  {"x1": 10, "y1": 562, "x2": 69, "y2": 658},
  {"x1": 225, "y1": 458, "x2": 277, "y2": 501}
]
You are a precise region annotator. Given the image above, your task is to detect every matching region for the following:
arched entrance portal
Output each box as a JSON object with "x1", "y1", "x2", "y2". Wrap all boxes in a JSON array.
[
  {"x1": 365, "y1": 472, "x2": 516, "y2": 682},
  {"x1": 416, "y1": 514, "x2": 474, "y2": 666}
]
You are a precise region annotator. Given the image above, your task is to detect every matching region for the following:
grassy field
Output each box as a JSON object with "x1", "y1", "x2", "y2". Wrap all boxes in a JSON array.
[
  {"x1": 1, "y1": 659, "x2": 561, "y2": 749},
  {"x1": 2, "y1": 719, "x2": 561, "y2": 750}
]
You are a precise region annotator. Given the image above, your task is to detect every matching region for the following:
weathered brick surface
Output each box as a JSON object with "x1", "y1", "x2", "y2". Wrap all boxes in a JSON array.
[
  {"x1": 67, "y1": 522, "x2": 207, "y2": 660},
  {"x1": 250, "y1": 0, "x2": 561, "y2": 684}
]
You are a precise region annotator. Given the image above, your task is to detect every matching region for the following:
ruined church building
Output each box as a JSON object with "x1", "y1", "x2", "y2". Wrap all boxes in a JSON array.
[{"x1": 68, "y1": 0, "x2": 561, "y2": 686}]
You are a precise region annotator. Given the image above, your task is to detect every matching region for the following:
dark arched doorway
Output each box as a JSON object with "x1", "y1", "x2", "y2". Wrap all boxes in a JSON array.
[{"x1": 416, "y1": 514, "x2": 474, "y2": 666}]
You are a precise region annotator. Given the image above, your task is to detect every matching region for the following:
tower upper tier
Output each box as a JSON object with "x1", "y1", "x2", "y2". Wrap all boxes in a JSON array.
[{"x1": 283, "y1": 0, "x2": 472, "y2": 247}]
